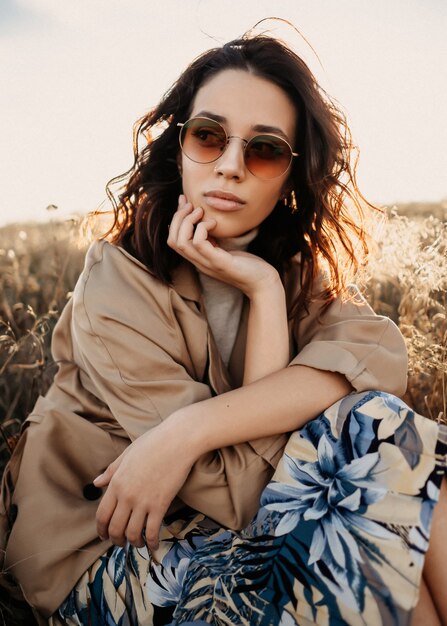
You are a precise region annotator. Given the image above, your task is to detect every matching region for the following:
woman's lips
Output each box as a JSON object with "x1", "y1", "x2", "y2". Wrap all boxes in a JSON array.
[{"x1": 203, "y1": 191, "x2": 245, "y2": 212}]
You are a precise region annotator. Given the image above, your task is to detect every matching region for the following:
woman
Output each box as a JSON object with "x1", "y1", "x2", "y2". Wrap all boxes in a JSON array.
[{"x1": 1, "y1": 32, "x2": 446, "y2": 625}]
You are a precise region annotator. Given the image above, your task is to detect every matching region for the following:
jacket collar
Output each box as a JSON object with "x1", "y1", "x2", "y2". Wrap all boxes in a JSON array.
[
  {"x1": 171, "y1": 261, "x2": 202, "y2": 302},
  {"x1": 115, "y1": 245, "x2": 202, "y2": 303}
]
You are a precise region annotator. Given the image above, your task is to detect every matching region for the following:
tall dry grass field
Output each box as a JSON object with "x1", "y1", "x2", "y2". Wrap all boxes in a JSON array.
[
  {"x1": 0, "y1": 219, "x2": 87, "y2": 469},
  {"x1": 0, "y1": 205, "x2": 445, "y2": 624},
  {"x1": 365, "y1": 211, "x2": 447, "y2": 422},
  {"x1": 0, "y1": 218, "x2": 87, "y2": 624}
]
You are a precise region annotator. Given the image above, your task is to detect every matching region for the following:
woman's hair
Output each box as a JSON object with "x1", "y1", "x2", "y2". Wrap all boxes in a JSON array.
[{"x1": 102, "y1": 32, "x2": 377, "y2": 316}]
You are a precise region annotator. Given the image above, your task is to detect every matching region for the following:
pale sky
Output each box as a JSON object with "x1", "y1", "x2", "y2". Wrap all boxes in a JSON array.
[{"x1": 0, "y1": 0, "x2": 446, "y2": 227}]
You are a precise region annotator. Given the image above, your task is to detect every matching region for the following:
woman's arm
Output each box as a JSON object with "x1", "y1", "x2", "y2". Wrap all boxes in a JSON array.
[
  {"x1": 177, "y1": 364, "x2": 351, "y2": 454},
  {"x1": 168, "y1": 196, "x2": 290, "y2": 384},
  {"x1": 95, "y1": 362, "x2": 351, "y2": 551},
  {"x1": 243, "y1": 277, "x2": 289, "y2": 384}
]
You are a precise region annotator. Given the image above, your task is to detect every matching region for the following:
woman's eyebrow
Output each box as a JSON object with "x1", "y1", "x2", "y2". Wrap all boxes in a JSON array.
[
  {"x1": 252, "y1": 124, "x2": 289, "y2": 141},
  {"x1": 195, "y1": 110, "x2": 290, "y2": 141},
  {"x1": 195, "y1": 110, "x2": 226, "y2": 124}
]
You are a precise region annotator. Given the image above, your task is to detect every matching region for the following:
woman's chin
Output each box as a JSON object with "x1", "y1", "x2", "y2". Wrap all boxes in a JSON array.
[
  {"x1": 209, "y1": 225, "x2": 250, "y2": 239},
  {"x1": 201, "y1": 215, "x2": 253, "y2": 240}
]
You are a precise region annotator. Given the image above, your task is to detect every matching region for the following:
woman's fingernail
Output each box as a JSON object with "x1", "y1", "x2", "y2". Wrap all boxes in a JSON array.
[{"x1": 93, "y1": 474, "x2": 103, "y2": 484}]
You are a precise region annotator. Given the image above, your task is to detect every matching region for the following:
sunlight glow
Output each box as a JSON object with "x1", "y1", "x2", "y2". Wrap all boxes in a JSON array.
[{"x1": 1, "y1": 0, "x2": 446, "y2": 226}]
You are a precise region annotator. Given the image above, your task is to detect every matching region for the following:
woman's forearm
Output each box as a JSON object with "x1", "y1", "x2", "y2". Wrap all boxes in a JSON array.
[
  {"x1": 95, "y1": 365, "x2": 353, "y2": 543},
  {"x1": 169, "y1": 364, "x2": 353, "y2": 460},
  {"x1": 243, "y1": 279, "x2": 290, "y2": 385}
]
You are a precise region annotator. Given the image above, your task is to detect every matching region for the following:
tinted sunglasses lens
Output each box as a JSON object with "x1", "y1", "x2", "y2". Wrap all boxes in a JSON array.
[
  {"x1": 180, "y1": 118, "x2": 226, "y2": 163},
  {"x1": 245, "y1": 135, "x2": 292, "y2": 179}
]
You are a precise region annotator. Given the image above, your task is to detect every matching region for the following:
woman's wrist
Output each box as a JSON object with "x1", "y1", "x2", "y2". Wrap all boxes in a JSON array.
[
  {"x1": 164, "y1": 405, "x2": 211, "y2": 460},
  {"x1": 244, "y1": 271, "x2": 284, "y2": 301}
]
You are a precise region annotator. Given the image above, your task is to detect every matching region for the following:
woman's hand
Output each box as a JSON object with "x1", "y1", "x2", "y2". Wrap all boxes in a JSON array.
[
  {"x1": 93, "y1": 421, "x2": 195, "y2": 550},
  {"x1": 167, "y1": 195, "x2": 281, "y2": 299}
]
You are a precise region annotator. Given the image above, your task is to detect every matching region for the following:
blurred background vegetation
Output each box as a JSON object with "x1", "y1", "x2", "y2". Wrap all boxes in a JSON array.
[{"x1": 0, "y1": 201, "x2": 446, "y2": 623}]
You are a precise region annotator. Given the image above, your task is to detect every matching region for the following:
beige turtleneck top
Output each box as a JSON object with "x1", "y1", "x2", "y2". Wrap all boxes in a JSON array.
[{"x1": 198, "y1": 228, "x2": 258, "y2": 366}]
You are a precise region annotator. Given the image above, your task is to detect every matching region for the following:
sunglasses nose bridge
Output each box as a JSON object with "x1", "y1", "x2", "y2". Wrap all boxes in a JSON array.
[
  {"x1": 226, "y1": 135, "x2": 249, "y2": 148},
  {"x1": 223, "y1": 135, "x2": 249, "y2": 162},
  {"x1": 230, "y1": 134, "x2": 254, "y2": 158},
  {"x1": 214, "y1": 134, "x2": 248, "y2": 178}
]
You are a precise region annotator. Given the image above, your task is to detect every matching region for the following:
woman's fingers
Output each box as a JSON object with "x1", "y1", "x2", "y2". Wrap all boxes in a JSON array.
[
  {"x1": 176, "y1": 207, "x2": 205, "y2": 251},
  {"x1": 168, "y1": 203, "x2": 216, "y2": 268},
  {"x1": 96, "y1": 489, "x2": 146, "y2": 548},
  {"x1": 168, "y1": 195, "x2": 221, "y2": 264},
  {"x1": 167, "y1": 195, "x2": 192, "y2": 243},
  {"x1": 125, "y1": 509, "x2": 148, "y2": 548},
  {"x1": 144, "y1": 510, "x2": 164, "y2": 551},
  {"x1": 107, "y1": 501, "x2": 132, "y2": 547},
  {"x1": 192, "y1": 218, "x2": 217, "y2": 246},
  {"x1": 96, "y1": 486, "x2": 162, "y2": 549},
  {"x1": 93, "y1": 455, "x2": 123, "y2": 487},
  {"x1": 96, "y1": 489, "x2": 118, "y2": 540}
]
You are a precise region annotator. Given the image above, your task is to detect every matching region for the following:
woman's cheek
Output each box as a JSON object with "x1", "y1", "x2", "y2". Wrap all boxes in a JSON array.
[{"x1": 179, "y1": 160, "x2": 199, "y2": 205}]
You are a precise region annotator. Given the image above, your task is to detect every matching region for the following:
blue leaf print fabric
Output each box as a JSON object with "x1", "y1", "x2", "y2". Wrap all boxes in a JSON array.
[{"x1": 51, "y1": 392, "x2": 447, "y2": 626}]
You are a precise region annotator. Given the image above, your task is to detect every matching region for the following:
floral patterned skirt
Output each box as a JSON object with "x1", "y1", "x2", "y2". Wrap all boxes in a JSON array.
[{"x1": 50, "y1": 391, "x2": 447, "y2": 626}]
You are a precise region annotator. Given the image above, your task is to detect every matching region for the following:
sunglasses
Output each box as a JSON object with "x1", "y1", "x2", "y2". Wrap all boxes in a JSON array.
[{"x1": 177, "y1": 117, "x2": 298, "y2": 180}]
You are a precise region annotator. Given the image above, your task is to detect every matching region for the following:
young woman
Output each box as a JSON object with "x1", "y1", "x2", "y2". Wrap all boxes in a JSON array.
[{"x1": 1, "y1": 32, "x2": 446, "y2": 626}]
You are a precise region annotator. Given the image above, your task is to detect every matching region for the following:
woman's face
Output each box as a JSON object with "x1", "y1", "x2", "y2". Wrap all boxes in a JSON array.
[{"x1": 179, "y1": 69, "x2": 297, "y2": 239}]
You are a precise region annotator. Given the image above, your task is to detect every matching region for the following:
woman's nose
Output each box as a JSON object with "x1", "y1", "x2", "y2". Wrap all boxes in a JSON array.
[{"x1": 213, "y1": 137, "x2": 247, "y2": 180}]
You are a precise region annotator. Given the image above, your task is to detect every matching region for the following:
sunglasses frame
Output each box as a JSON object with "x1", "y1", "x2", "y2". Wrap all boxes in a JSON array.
[{"x1": 177, "y1": 116, "x2": 299, "y2": 180}]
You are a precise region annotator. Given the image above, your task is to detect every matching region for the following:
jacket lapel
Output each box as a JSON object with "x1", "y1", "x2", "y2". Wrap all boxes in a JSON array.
[
  {"x1": 206, "y1": 331, "x2": 233, "y2": 395},
  {"x1": 171, "y1": 261, "x2": 202, "y2": 302},
  {"x1": 172, "y1": 262, "x2": 234, "y2": 396},
  {"x1": 228, "y1": 297, "x2": 249, "y2": 389}
]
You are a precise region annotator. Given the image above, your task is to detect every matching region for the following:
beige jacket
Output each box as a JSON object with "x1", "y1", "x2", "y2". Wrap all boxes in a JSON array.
[{"x1": 0, "y1": 240, "x2": 408, "y2": 617}]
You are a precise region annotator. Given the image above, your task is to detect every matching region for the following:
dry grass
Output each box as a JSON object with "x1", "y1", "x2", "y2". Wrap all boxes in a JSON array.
[
  {"x1": 0, "y1": 205, "x2": 445, "y2": 623},
  {"x1": 0, "y1": 217, "x2": 87, "y2": 625},
  {"x1": 0, "y1": 219, "x2": 88, "y2": 474},
  {"x1": 364, "y1": 211, "x2": 447, "y2": 423}
]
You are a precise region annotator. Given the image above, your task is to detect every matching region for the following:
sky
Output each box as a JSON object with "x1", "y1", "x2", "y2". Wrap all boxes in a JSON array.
[{"x1": 0, "y1": 0, "x2": 446, "y2": 227}]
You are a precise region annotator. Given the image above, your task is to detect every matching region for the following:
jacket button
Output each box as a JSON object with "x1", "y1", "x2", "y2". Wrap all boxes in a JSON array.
[
  {"x1": 83, "y1": 483, "x2": 103, "y2": 501},
  {"x1": 9, "y1": 504, "x2": 18, "y2": 524}
]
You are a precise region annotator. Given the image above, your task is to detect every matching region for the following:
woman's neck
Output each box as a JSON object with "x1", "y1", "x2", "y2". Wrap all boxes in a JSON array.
[{"x1": 216, "y1": 227, "x2": 259, "y2": 252}]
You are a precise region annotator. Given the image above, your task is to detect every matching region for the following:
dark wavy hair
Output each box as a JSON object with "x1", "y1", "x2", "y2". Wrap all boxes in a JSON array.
[{"x1": 101, "y1": 33, "x2": 377, "y2": 316}]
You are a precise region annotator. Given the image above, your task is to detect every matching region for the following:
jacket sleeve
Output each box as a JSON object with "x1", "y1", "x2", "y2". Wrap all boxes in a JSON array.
[
  {"x1": 70, "y1": 241, "x2": 213, "y2": 440},
  {"x1": 69, "y1": 241, "x2": 284, "y2": 529},
  {"x1": 289, "y1": 279, "x2": 408, "y2": 396}
]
